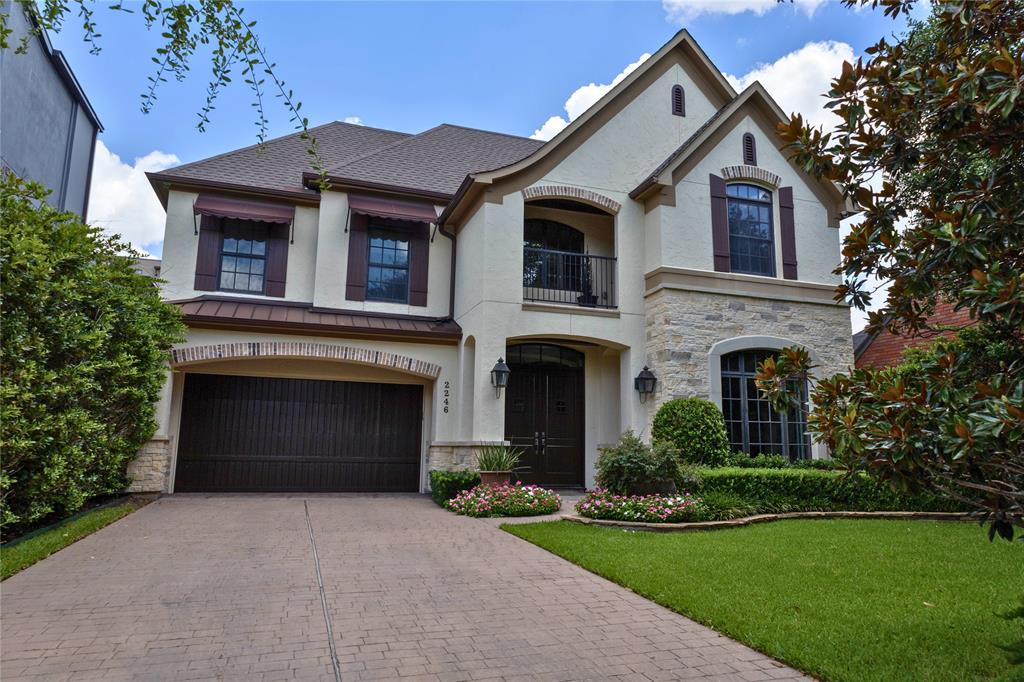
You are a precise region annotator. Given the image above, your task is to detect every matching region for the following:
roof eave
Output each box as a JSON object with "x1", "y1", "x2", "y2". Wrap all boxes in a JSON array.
[
  {"x1": 147, "y1": 173, "x2": 322, "y2": 206},
  {"x1": 302, "y1": 172, "x2": 453, "y2": 204}
]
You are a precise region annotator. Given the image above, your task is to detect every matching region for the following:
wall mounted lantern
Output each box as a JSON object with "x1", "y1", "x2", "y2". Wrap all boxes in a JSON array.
[
  {"x1": 634, "y1": 366, "x2": 657, "y2": 403},
  {"x1": 490, "y1": 358, "x2": 511, "y2": 398}
]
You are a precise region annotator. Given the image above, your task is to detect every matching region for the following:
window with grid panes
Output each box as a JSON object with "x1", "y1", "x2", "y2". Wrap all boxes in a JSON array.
[
  {"x1": 726, "y1": 183, "x2": 775, "y2": 277},
  {"x1": 218, "y1": 222, "x2": 267, "y2": 294},
  {"x1": 720, "y1": 349, "x2": 810, "y2": 460}
]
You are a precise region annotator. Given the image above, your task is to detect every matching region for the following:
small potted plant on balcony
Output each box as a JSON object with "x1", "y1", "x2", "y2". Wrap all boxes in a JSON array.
[
  {"x1": 476, "y1": 444, "x2": 523, "y2": 486},
  {"x1": 576, "y1": 255, "x2": 598, "y2": 307}
]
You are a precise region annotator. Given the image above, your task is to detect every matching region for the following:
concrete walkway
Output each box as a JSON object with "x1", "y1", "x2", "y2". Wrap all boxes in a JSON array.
[{"x1": 1, "y1": 495, "x2": 810, "y2": 681}]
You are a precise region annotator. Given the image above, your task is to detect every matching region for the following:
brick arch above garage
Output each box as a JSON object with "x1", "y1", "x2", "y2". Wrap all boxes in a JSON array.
[{"x1": 170, "y1": 341, "x2": 443, "y2": 379}]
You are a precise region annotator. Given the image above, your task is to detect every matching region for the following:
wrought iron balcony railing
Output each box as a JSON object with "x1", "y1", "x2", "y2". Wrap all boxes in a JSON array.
[{"x1": 522, "y1": 247, "x2": 616, "y2": 309}]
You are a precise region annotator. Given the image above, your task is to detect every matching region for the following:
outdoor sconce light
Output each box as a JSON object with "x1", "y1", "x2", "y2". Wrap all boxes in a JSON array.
[
  {"x1": 634, "y1": 366, "x2": 657, "y2": 403},
  {"x1": 490, "y1": 358, "x2": 511, "y2": 398}
]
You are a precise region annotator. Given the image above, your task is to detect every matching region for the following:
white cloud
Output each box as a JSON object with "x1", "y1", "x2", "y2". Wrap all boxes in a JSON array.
[
  {"x1": 662, "y1": 0, "x2": 828, "y2": 24},
  {"x1": 88, "y1": 140, "x2": 179, "y2": 255},
  {"x1": 724, "y1": 40, "x2": 853, "y2": 131},
  {"x1": 530, "y1": 53, "x2": 652, "y2": 141},
  {"x1": 343, "y1": 116, "x2": 364, "y2": 125}
]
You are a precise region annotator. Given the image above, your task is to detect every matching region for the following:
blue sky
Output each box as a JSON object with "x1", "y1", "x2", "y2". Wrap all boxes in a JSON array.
[
  {"x1": 51, "y1": 0, "x2": 924, "y2": 327},
  {"x1": 57, "y1": 1, "x2": 913, "y2": 163}
]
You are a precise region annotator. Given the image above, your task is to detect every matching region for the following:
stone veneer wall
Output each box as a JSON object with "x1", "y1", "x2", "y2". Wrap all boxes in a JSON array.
[
  {"x1": 426, "y1": 442, "x2": 509, "y2": 489},
  {"x1": 644, "y1": 288, "x2": 853, "y2": 409},
  {"x1": 127, "y1": 437, "x2": 172, "y2": 492}
]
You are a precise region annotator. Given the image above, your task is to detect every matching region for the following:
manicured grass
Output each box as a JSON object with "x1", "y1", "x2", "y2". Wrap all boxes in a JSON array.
[
  {"x1": 1, "y1": 504, "x2": 134, "y2": 580},
  {"x1": 504, "y1": 519, "x2": 1024, "y2": 682}
]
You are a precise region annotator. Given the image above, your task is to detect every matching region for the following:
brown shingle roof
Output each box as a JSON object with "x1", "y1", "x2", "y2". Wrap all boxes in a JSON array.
[
  {"x1": 156, "y1": 121, "x2": 410, "y2": 194},
  {"x1": 175, "y1": 296, "x2": 462, "y2": 342},
  {"x1": 325, "y1": 124, "x2": 544, "y2": 197},
  {"x1": 154, "y1": 121, "x2": 543, "y2": 200}
]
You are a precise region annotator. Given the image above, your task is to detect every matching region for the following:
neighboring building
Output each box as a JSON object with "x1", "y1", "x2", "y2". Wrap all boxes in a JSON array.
[
  {"x1": 133, "y1": 30, "x2": 855, "y2": 494},
  {"x1": 854, "y1": 301, "x2": 974, "y2": 368},
  {"x1": 0, "y1": 1, "x2": 102, "y2": 217},
  {"x1": 132, "y1": 257, "x2": 162, "y2": 279}
]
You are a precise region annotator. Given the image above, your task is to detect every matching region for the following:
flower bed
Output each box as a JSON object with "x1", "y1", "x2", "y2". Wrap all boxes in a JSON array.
[
  {"x1": 575, "y1": 488, "x2": 708, "y2": 523},
  {"x1": 445, "y1": 483, "x2": 561, "y2": 518}
]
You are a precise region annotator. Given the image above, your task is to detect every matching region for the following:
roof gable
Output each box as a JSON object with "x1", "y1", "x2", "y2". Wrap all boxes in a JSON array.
[
  {"x1": 438, "y1": 29, "x2": 737, "y2": 225},
  {"x1": 630, "y1": 83, "x2": 847, "y2": 215}
]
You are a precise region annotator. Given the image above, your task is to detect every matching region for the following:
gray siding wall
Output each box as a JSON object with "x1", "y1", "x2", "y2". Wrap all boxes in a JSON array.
[{"x1": 0, "y1": 1, "x2": 99, "y2": 217}]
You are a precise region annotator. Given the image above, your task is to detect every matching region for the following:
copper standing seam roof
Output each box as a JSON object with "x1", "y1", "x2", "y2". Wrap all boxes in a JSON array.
[{"x1": 174, "y1": 297, "x2": 462, "y2": 342}]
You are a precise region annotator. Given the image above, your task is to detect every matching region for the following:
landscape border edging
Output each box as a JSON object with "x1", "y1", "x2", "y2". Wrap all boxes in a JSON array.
[{"x1": 564, "y1": 510, "x2": 971, "y2": 532}]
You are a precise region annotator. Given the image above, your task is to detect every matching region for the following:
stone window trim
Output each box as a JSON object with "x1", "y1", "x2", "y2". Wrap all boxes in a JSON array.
[
  {"x1": 721, "y1": 165, "x2": 781, "y2": 188},
  {"x1": 707, "y1": 335, "x2": 827, "y2": 459},
  {"x1": 521, "y1": 185, "x2": 621, "y2": 215},
  {"x1": 169, "y1": 341, "x2": 442, "y2": 379}
]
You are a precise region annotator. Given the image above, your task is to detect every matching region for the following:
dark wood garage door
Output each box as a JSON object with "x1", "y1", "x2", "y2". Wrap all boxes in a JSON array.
[{"x1": 175, "y1": 373, "x2": 423, "y2": 492}]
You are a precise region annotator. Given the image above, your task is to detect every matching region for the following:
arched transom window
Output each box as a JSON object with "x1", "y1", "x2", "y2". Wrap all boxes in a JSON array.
[
  {"x1": 720, "y1": 349, "x2": 810, "y2": 460},
  {"x1": 727, "y1": 183, "x2": 775, "y2": 277}
]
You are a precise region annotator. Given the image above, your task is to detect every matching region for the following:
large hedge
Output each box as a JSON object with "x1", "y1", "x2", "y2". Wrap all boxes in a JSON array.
[
  {"x1": 1, "y1": 174, "x2": 184, "y2": 531},
  {"x1": 652, "y1": 397, "x2": 731, "y2": 466},
  {"x1": 692, "y1": 468, "x2": 967, "y2": 514}
]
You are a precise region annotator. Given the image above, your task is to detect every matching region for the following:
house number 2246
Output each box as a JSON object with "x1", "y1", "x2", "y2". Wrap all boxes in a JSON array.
[{"x1": 443, "y1": 381, "x2": 451, "y2": 413}]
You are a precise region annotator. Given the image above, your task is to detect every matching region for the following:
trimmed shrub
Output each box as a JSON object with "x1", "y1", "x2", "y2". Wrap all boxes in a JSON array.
[
  {"x1": 652, "y1": 398, "x2": 731, "y2": 466},
  {"x1": 791, "y1": 458, "x2": 845, "y2": 470},
  {"x1": 596, "y1": 431, "x2": 679, "y2": 495},
  {"x1": 575, "y1": 488, "x2": 708, "y2": 523},
  {"x1": 721, "y1": 451, "x2": 791, "y2": 469},
  {"x1": 698, "y1": 491, "x2": 761, "y2": 520},
  {"x1": 445, "y1": 483, "x2": 560, "y2": 517},
  {"x1": 1, "y1": 174, "x2": 185, "y2": 532},
  {"x1": 429, "y1": 470, "x2": 480, "y2": 506},
  {"x1": 693, "y1": 468, "x2": 967, "y2": 513}
]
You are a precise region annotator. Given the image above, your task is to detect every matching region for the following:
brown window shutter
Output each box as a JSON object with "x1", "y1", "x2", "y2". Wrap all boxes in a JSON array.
[
  {"x1": 778, "y1": 186, "x2": 798, "y2": 280},
  {"x1": 408, "y1": 223, "x2": 430, "y2": 307},
  {"x1": 265, "y1": 223, "x2": 290, "y2": 297},
  {"x1": 709, "y1": 174, "x2": 731, "y2": 273},
  {"x1": 345, "y1": 212, "x2": 369, "y2": 301},
  {"x1": 743, "y1": 133, "x2": 757, "y2": 166},
  {"x1": 194, "y1": 215, "x2": 221, "y2": 291}
]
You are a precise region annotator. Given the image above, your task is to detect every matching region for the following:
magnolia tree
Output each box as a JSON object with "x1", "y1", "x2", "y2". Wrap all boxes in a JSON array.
[{"x1": 758, "y1": 0, "x2": 1023, "y2": 540}]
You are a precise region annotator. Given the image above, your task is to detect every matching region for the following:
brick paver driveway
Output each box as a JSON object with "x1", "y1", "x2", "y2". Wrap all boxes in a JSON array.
[{"x1": 2, "y1": 495, "x2": 809, "y2": 681}]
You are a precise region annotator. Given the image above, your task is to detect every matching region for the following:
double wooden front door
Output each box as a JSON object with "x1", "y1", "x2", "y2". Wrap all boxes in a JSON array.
[{"x1": 504, "y1": 344, "x2": 585, "y2": 487}]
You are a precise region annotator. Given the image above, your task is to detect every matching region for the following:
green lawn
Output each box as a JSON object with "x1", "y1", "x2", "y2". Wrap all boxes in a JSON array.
[
  {"x1": 504, "y1": 519, "x2": 1024, "y2": 682},
  {"x1": 2, "y1": 504, "x2": 134, "y2": 580}
]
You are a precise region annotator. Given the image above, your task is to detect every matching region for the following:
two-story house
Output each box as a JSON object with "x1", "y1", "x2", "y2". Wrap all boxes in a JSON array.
[{"x1": 131, "y1": 30, "x2": 854, "y2": 494}]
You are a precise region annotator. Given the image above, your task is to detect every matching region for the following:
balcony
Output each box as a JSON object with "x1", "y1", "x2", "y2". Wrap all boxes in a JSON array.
[{"x1": 523, "y1": 247, "x2": 617, "y2": 309}]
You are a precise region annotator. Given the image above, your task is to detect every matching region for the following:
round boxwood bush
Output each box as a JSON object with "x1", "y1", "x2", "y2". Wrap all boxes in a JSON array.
[{"x1": 652, "y1": 397, "x2": 731, "y2": 466}]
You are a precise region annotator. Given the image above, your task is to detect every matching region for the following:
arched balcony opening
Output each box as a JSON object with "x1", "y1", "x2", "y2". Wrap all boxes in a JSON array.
[{"x1": 521, "y1": 190, "x2": 618, "y2": 309}]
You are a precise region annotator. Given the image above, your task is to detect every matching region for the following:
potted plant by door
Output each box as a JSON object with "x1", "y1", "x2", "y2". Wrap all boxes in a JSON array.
[
  {"x1": 576, "y1": 255, "x2": 598, "y2": 307},
  {"x1": 476, "y1": 444, "x2": 523, "y2": 486}
]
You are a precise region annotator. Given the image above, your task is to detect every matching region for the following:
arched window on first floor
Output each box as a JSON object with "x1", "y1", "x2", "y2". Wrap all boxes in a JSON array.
[{"x1": 720, "y1": 349, "x2": 810, "y2": 460}]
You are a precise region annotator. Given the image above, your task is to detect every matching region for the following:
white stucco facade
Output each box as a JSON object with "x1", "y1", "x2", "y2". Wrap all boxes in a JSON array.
[{"x1": 132, "y1": 30, "x2": 854, "y2": 494}]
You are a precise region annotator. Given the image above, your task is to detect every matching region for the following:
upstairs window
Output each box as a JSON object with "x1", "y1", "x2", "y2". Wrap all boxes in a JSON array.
[
  {"x1": 742, "y1": 133, "x2": 757, "y2": 165},
  {"x1": 366, "y1": 227, "x2": 410, "y2": 303},
  {"x1": 219, "y1": 222, "x2": 267, "y2": 294},
  {"x1": 727, "y1": 183, "x2": 775, "y2": 277},
  {"x1": 671, "y1": 85, "x2": 685, "y2": 116}
]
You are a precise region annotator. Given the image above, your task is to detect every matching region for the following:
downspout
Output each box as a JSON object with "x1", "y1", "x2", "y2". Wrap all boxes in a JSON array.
[{"x1": 438, "y1": 223, "x2": 456, "y2": 320}]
